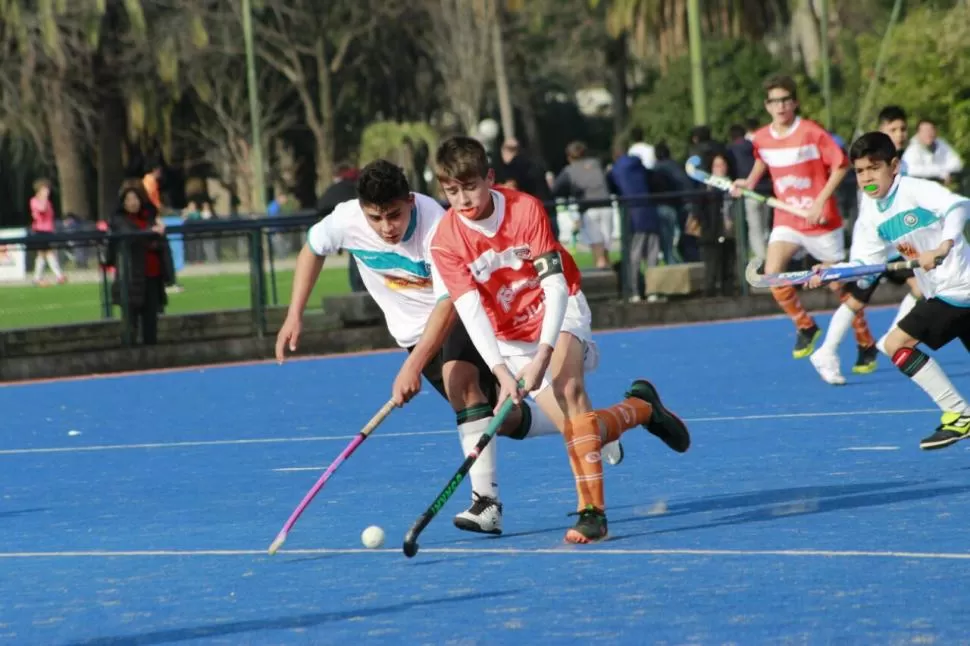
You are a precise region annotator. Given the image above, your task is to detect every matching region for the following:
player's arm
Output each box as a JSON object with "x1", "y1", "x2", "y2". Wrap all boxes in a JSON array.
[
  {"x1": 813, "y1": 131, "x2": 849, "y2": 215},
  {"x1": 431, "y1": 244, "x2": 505, "y2": 373},
  {"x1": 276, "y1": 216, "x2": 337, "y2": 362},
  {"x1": 919, "y1": 183, "x2": 970, "y2": 266},
  {"x1": 743, "y1": 158, "x2": 767, "y2": 189}
]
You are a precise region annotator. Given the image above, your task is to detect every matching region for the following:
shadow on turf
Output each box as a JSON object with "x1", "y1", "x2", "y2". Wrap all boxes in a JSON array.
[
  {"x1": 0, "y1": 508, "x2": 48, "y2": 519},
  {"x1": 609, "y1": 482, "x2": 970, "y2": 542},
  {"x1": 449, "y1": 480, "x2": 937, "y2": 542},
  {"x1": 64, "y1": 590, "x2": 520, "y2": 645}
]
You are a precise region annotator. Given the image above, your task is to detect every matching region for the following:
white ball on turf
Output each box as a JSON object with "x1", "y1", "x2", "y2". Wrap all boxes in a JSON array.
[{"x1": 361, "y1": 525, "x2": 385, "y2": 549}]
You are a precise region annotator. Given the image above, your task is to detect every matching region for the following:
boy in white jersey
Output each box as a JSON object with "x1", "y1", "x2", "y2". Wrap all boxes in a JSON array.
[
  {"x1": 810, "y1": 106, "x2": 923, "y2": 385},
  {"x1": 810, "y1": 132, "x2": 970, "y2": 449},
  {"x1": 275, "y1": 160, "x2": 627, "y2": 535}
]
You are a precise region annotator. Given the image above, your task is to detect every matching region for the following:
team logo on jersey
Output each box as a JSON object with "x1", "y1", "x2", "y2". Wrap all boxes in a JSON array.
[
  {"x1": 384, "y1": 275, "x2": 432, "y2": 290},
  {"x1": 468, "y1": 245, "x2": 533, "y2": 282},
  {"x1": 903, "y1": 213, "x2": 919, "y2": 228},
  {"x1": 496, "y1": 277, "x2": 540, "y2": 312},
  {"x1": 896, "y1": 242, "x2": 918, "y2": 260}
]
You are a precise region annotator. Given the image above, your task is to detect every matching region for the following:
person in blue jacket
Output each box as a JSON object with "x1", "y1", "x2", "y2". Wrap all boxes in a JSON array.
[{"x1": 609, "y1": 140, "x2": 661, "y2": 302}]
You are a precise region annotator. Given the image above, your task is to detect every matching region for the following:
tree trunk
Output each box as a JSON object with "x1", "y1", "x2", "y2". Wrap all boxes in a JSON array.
[
  {"x1": 791, "y1": 0, "x2": 822, "y2": 78},
  {"x1": 606, "y1": 34, "x2": 628, "y2": 132},
  {"x1": 45, "y1": 79, "x2": 91, "y2": 220},
  {"x1": 489, "y1": 0, "x2": 515, "y2": 140},
  {"x1": 315, "y1": 38, "x2": 335, "y2": 195},
  {"x1": 97, "y1": 96, "x2": 127, "y2": 220}
]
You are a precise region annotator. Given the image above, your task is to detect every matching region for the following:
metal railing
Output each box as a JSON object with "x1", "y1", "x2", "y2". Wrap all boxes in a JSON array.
[{"x1": 0, "y1": 189, "x2": 769, "y2": 342}]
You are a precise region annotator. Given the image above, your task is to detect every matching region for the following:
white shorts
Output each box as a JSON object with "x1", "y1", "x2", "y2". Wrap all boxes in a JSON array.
[
  {"x1": 502, "y1": 292, "x2": 597, "y2": 398},
  {"x1": 768, "y1": 226, "x2": 846, "y2": 262},
  {"x1": 582, "y1": 207, "x2": 614, "y2": 251}
]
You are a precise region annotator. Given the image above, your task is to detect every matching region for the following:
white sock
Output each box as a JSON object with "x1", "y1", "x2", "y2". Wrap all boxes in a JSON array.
[
  {"x1": 47, "y1": 253, "x2": 63, "y2": 279},
  {"x1": 908, "y1": 355, "x2": 970, "y2": 414},
  {"x1": 819, "y1": 303, "x2": 855, "y2": 354},
  {"x1": 877, "y1": 294, "x2": 919, "y2": 355},
  {"x1": 33, "y1": 256, "x2": 46, "y2": 281},
  {"x1": 459, "y1": 416, "x2": 498, "y2": 499},
  {"x1": 525, "y1": 400, "x2": 560, "y2": 438}
]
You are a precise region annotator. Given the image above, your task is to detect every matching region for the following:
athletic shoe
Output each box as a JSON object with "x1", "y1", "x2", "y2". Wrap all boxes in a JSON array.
[
  {"x1": 793, "y1": 323, "x2": 821, "y2": 359},
  {"x1": 810, "y1": 349, "x2": 846, "y2": 385},
  {"x1": 626, "y1": 379, "x2": 691, "y2": 453},
  {"x1": 920, "y1": 413, "x2": 970, "y2": 450},
  {"x1": 565, "y1": 505, "x2": 608, "y2": 544},
  {"x1": 453, "y1": 492, "x2": 502, "y2": 535},
  {"x1": 852, "y1": 344, "x2": 879, "y2": 374}
]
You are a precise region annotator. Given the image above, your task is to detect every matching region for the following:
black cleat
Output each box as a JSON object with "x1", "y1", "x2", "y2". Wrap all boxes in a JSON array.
[{"x1": 626, "y1": 379, "x2": 691, "y2": 453}]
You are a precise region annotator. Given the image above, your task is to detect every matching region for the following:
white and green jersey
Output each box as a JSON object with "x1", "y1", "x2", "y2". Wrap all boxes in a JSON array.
[
  {"x1": 851, "y1": 175, "x2": 970, "y2": 305},
  {"x1": 307, "y1": 193, "x2": 445, "y2": 347}
]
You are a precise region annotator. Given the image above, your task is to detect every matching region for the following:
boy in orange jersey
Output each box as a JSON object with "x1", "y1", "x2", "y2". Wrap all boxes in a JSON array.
[
  {"x1": 428, "y1": 136, "x2": 691, "y2": 543},
  {"x1": 732, "y1": 75, "x2": 877, "y2": 370}
]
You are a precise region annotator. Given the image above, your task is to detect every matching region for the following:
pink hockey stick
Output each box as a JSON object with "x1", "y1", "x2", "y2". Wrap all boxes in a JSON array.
[{"x1": 268, "y1": 399, "x2": 396, "y2": 554}]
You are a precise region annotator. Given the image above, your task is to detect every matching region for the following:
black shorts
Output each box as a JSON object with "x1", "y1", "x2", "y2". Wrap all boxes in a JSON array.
[
  {"x1": 844, "y1": 267, "x2": 916, "y2": 303},
  {"x1": 28, "y1": 232, "x2": 53, "y2": 252},
  {"x1": 897, "y1": 297, "x2": 970, "y2": 351},
  {"x1": 408, "y1": 317, "x2": 498, "y2": 409}
]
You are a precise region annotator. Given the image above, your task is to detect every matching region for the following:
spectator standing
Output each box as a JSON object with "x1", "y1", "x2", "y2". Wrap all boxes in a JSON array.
[
  {"x1": 28, "y1": 178, "x2": 66, "y2": 286},
  {"x1": 608, "y1": 140, "x2": 661, "y2": 302},
  {"x1": 727, "y1": 123, "x2": 772, "y2": 261},
  {"x1": 551, "y1": 141, "x2": 613, "y2": 268},
  {"x1": 902, "y1": 119, "x2": 964, "y2": 186},
  {"x1": 104, "y1": 186, "x2": 176, "y2": 345}
]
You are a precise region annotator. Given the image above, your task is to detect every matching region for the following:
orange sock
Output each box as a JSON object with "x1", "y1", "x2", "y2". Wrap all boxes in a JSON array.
[
  {"x1": 596, "y1": 398, "x2": 653, "y2": 443},
  {"x1": 771, "y1": 286, "x2": 814, "y2": 329},
  {"x1": 563, "y1": 414, "x2": 605, "y2": 511},
  {"x1": 839, "y1": 292, "x2": 875, "y2": 347}
]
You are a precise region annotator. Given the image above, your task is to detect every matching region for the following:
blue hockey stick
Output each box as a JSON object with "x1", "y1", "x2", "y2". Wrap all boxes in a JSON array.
[{"x1": 744, "y1": 257, "x2": 933, "y2": 289}]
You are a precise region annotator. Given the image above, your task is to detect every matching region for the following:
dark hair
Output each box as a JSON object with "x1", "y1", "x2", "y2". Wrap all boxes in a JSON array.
[
  {"x1": 654, "y1": 141, "x2": 671, "y2": 161},
  {"x1": 690, "y1": 125, "x2": 711, "y2": 143},
  {"x1": 877, "y1": 105, "x2": 907, "y2": 125},
  {"x1": 763, "y1": 74, "x2": 798, "y2": 101},
  {"x1": 435, "y1": 136, "x2": 490, "y2": 182},
  {"x1": 849, "y1": 132, "x2": 897, "y2": 164},
  {"x1": 702, "y1": 150, "x2": 736, "y2": 179},
  {"x1": 728, "y1": 124, "x2": 746, "y2": 141},
  {"x1": 116, "y1": 185, "x2": 157, "y2": 218},
  {"x1": 565, "y1": 140, "x2": 588, "y2": 161},
  {"x1": 630, "y1": 126, "x2": 645, "y2": 141},
  {"x1": 356, "y1": 160, "x2": 410, "y2": 206}
]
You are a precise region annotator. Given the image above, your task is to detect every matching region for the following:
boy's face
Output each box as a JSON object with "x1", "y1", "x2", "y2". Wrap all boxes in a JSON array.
[
  {"x1": 854, "y1": 156, "x2": 899, "y2": 200},
  {"x1": 764, "y1": 87, "x2": 797, "y2": 127},
  {"x1": 360, "y1": 194, "x2": 414, "y2": 244},
  {"x1": 879, "y1": 119, "x2": 908, "y2": 150},
  {"x1": 439, "y1": 171, "x2": 494, "y2": 221}
]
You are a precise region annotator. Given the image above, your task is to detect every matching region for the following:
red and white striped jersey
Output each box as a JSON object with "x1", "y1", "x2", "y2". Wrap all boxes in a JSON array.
[
  {"x1": 430, "y1": 186, "x2": 581, "y2": 344},
  {"x1": 752, "y1": 117, "x2": 847, "y2": 235}
]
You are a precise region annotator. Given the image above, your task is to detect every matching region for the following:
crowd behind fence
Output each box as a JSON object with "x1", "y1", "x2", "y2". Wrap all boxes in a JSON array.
[{"x1": 4, "y1": 185, "x2": 967, "y2": 347}]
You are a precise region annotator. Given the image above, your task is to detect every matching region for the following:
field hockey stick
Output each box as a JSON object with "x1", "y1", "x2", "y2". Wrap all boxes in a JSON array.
[
  {"x1": 402, "y1": 389, "x2": 520, "y2": 558},
  {"x1": 268, "y1": 399, "x2": 396, "y2": 555},
  {"x1": 744, "y1": 257, "x2": 939, "y2": 289},
  {"x1": 684, "y1": 155, "x2": 811, "y2": 219}
]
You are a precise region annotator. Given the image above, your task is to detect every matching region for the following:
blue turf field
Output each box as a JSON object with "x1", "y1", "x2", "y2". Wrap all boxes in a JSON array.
[{"x1": 3, "y1": 307, "x2": 970, "y2": 645}]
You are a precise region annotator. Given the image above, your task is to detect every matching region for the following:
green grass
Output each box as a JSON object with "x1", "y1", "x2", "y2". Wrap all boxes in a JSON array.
[{"x1": 0, "y1": 250, "x2": 599, "y2": 330}]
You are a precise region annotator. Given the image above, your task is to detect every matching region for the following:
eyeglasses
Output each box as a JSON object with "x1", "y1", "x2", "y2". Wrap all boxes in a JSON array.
[{"x1": 765, "y1": 95, "x2": 794, "y2": 106}]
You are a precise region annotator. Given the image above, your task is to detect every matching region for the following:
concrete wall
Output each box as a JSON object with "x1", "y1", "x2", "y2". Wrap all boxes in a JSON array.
[{"x1": 0, "y1": 268, "x2": 911, "y2": 383}]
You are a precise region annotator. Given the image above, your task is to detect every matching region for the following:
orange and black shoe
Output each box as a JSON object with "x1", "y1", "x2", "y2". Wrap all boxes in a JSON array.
[{"x1": 565, "y1": 505, "x2": 608, "y2": 544}]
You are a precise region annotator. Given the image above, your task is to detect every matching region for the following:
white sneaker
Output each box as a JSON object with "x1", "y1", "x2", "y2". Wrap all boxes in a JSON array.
[
  {"x1": 601, "y1": 440, "x2": 624, "y2": 465},
  {"x1": 453, "y1": 493, "x2": 503, "y2": 535},
  {"x1": 810, "y1": 350, "x2": 846, "y2": 385}
]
